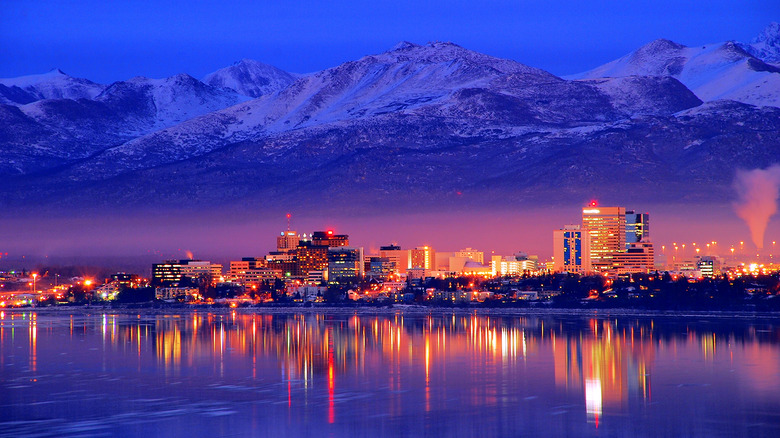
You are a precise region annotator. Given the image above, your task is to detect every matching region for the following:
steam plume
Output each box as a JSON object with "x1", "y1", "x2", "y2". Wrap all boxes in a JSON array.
[{"x1": 734, "y1": 165, "x2": 780, "y2": 250}]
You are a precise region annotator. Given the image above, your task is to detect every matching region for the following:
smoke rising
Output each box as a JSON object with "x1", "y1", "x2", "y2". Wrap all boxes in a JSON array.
[{"x1": 734, "y1": 165, "x2": 780, "y2": 250}]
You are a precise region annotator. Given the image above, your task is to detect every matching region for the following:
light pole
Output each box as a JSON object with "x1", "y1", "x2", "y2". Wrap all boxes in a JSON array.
[{"x1": 32, "y1": 273, "x2": 37, "y2": 294}]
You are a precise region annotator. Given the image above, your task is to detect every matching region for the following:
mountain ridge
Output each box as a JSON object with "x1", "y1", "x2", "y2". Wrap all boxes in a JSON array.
[
  {"x1": 1, "y1": 33, "x2": 778, "y2": 212},
  {"x1": 568, "y1": 26, "x2": 780, "y2": 107}
]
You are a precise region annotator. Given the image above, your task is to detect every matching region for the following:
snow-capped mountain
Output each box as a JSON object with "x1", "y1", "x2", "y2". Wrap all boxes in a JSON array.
[
  {"x1": 744, "y1": 22, "x2": 780, "y2": 64},
  {"x1": 569, "y1": 38, "x2": 780, "y2": 107},
  {"x1": 0, "y1": 37, "x2": 778, "y2": 211},
  {"x1": 0, "y1": 69, "x2": 104, "y2": 104},
  {"x1": 61, "y1": 41, "x2": 701, "y2": 180},
  {"x1": 92, "y1": 73, "x2": 250, "y2": 132},
  {"x1": 0, "y1": 73, "x2": 251, "y2": 176},
  {"x1": 203, "y1": 59, "x2": 298, "y2": 98}
]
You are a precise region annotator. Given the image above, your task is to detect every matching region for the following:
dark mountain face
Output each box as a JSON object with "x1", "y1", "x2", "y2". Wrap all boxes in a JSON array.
[
  {"x1": 0, "y1": 42, "x2": 777, "y2": 214},
  {"x1": 0, "y1": 84, "x2": 37, "y2": 105}
]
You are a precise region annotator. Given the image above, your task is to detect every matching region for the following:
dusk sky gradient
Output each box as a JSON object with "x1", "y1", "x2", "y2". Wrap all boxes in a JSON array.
[{"x1": 2, "y1": 0, "x2": 778, "y2": 83}]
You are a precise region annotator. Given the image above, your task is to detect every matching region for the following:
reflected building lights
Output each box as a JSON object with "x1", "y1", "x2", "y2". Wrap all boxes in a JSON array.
[
  {"x1": 585, "y1": 378, "x2": 602, "y2": 426},
  {"x1": 4, "y1": 311, "x2": 780, "y2": 430}
]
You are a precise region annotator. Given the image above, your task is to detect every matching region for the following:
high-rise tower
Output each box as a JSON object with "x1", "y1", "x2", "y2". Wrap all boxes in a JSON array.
[
  {"x1": 582, "y1": 203, "x2": 626, "y2": 271},
  {"x1": 553, "y1": 225, "x2": 592, "y2": 273}
]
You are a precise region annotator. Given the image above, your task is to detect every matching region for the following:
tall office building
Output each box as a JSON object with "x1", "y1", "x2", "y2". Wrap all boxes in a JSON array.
[
  {"x1": 366, "y1": 257, "x2": 394, "y2": 280},
  {"x1": 152, "y1": 260, "x2": 183, "y2": 286},
  {"x1": 152, "y1": 259, "x2": 222, "y2": 286},
  {"x1": 327, "y1": 247, "x2": 364, "y2": 285},
  {"x1": 612, "y1": 242, "x2": 655, "y2": 274},
  {"x1": 312, "y1": 230, "x2": 349, "y2": 247},
  {"x1": 553, "y1": 225, "x2": 592, "y2": 273},
  {"x1": 582, "y1": 204, "x2": 626, "y2": 271},
  {"x1": 379, "y1": 245, "x2": 410, "y2": 273},
  {"x1": 296, "y1": 241, "x2": 328, "y2": 276},
  {"x1": 410, "y1": 246, "x2": 435, "y2": 270},
  {"x1": 625, "y1": 211, "x2": 650, "y2": 246},
  {"x1": 277, "y1": 231, "x2": 300, "y2": 253},
  {"x1": 295, "y1": 230, "x2": 349, "y2": 276}
]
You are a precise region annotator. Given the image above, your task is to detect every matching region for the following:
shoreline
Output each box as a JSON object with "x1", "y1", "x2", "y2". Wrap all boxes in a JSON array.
[{"x1": 5, "y1": 304, "x2": 780, "y2": 320}]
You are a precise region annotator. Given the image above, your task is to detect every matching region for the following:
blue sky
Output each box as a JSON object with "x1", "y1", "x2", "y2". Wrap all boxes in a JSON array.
[{"x1": 1, "y1": 0, "x2": 777, "y2": 83}]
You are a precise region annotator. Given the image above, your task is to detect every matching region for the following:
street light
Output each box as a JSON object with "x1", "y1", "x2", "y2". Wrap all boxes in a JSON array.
[{"x1": 32, "y1": 273, "x2": 37, "y2": 294}]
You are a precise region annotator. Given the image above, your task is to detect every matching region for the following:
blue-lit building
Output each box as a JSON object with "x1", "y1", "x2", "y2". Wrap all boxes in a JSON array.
[
  {"x1": 553, "y1": 225, "x2": 591, "y2": 273},
  {"x1": 625, "y1": 211, "x2": 650, "y2": 246}
]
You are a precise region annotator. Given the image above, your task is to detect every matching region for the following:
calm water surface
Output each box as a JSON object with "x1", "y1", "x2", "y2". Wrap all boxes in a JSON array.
[{"x1": 1, "y1": 310, "x2": 780, "y2": 437}]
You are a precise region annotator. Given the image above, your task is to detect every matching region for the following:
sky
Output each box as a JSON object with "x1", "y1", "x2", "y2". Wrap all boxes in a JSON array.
[{"x1": 1, "y1": 0, "x2": 777, "y2": 83}]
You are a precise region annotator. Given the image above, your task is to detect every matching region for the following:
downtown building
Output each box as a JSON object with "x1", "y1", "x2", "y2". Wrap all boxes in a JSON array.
[
  {"x1": 327, "y1": 246, "x2": 364, "y2": 285},
  {"x1": 379, "y1": 245, "x2": 410, "y2": 273},
  {"x1": 553, "y1": 225, "x2": 592, "y2": 273},
  {"x1": 578, "y1": 204, "x2": 655, "y2": 274},
  {"x1": 410, "y1": 246, "x2": 435, "y2": 270},
  {"x1": 296, "y1": 230, "x2": 350, "y2": 278},
  {"x1": 582, "y1": 205, "x2": 626, "y2": 272},
  {"x1": 491, "y1": 253, "x2": 539, "y2": 276},
  {"x1": 152, "y1": 259, "x2": 223, "y2": 287},
  {"x1": 613, "y1": 210, "x2": 655, "y2": 274}
]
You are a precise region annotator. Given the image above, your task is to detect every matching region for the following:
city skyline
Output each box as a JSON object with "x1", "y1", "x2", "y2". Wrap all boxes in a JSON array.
[
  {"x1": 1, "y1": 201, "x2": 778, "y2": 269},
  {"x1": 3, "y1": 3, "x2": 780, "y2": 436}
]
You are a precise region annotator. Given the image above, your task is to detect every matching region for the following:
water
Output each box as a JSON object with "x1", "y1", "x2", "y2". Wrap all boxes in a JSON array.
[{"x1": 1, "y1": 309, "x2": 779, "y2": 437}]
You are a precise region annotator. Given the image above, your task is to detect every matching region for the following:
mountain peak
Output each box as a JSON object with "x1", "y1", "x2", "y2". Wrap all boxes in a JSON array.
[
  {"x1": 636, "y1": 39, "x2": 686, "y2": 55},
  {"x1": 203, "y1": 59, "x2": 296, "y2": 98},
  {"x1": 366, "y1": 40, "x2": 547, "y2": 78},
  {"x1": 167, "y1": 73, "x2": 199, "y2": 83},
  {"x1": 425, "y1": 41, "x2": 463, "y2": 49},
  {"x1": 753, "y1": 22, "x2": 780, "y2": 44},
  {"x1": 746, "y1": 22, "x2": 780, "y2": 64},
  {"x1": 0, "y1": 68, "x2": 104, "y2": 102},
  {"x1": 231, "y1": 58, "x2": 267, "y2": 68},
  {"x1": 390, "y1": 41, "x2": 419, "y2": 51}
]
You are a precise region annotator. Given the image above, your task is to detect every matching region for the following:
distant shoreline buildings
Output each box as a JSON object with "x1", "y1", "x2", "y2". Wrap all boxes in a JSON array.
[{"x1": 2, "y1": 202, "x2": 778, "y2": 307}]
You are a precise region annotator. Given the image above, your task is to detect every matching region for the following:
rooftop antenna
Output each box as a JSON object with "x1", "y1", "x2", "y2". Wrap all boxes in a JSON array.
[{"x1": 286, "y1": 213, "x2": 291, "y2": 231}]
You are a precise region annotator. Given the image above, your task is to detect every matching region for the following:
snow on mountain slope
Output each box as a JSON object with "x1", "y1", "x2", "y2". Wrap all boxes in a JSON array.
[
  {"x1": 569, "y1": 39, "x2": 780, "y2": 107},
  {"x1": 582, "y1": 76, "x2": 702, "y2": 115},
  {"x1": 203, "y1": 59, "x2": 298, "y2": 98},
  {"x1": 225, "y1": 41, "x2": 559, "y2": 131},
  {"x1": 91, "y1": 73, "x2": 250, "y2": 133},
  {"x1": 0, "y1": 69, "x2": 104, "y2": 102},
  {"x1": 2, "y1": 73, "x2": 253, "y2": 173},
  {"x1": 59, "y1": 42, "x2": 576, "y2": 177},
  {"x1": 2, "y1": 40, "x2": 779, "y2": 209},
  {"x1": 744, "y1": 22, "x2": 780, "y2": 64},
  {"x1": 63, "y1": 42, "x2": 703, "y2": 181}
]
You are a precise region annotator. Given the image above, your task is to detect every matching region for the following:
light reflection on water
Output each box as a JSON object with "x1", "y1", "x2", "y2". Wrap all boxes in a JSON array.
[{"x1": 1, "y1": 310, "x2": 780, "y2": 437}]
